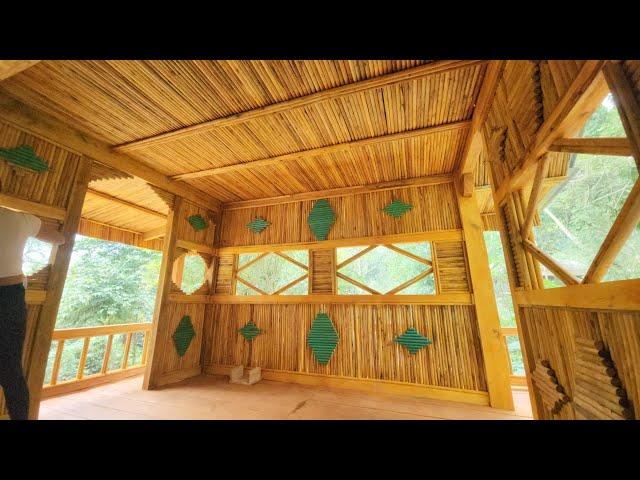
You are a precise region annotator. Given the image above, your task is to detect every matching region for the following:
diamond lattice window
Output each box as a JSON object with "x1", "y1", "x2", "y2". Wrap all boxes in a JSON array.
[
  {"x1": 336, "y1": 242, "x2": 435, "y2": 295},
  {"x1": 235, "y1": 250, "x2": 309, "y2": 295}
]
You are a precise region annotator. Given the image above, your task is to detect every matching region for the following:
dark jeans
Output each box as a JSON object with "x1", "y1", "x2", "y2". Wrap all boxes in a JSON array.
[{"x1": 0, "y1": 284, "x2": 29, "y2": 420}]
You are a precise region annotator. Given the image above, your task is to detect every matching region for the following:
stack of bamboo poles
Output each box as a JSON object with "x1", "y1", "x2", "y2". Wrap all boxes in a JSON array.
[
  {"x1": 531, "y1": 359, "x2": 570, "y2": 415},
  {"x1": 573, "y1": 337, "x2": 634, "y2": 420}
]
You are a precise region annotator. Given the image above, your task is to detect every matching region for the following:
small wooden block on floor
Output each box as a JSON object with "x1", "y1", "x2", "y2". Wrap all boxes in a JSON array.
[{"x1": 229, "y1": 366, "x2": 262, "y2": 385}]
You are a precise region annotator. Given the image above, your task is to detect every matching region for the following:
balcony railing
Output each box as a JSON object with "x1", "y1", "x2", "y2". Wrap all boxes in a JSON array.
[{"x1": 42, "y1": 322, "x2": 152, "y2": 398}]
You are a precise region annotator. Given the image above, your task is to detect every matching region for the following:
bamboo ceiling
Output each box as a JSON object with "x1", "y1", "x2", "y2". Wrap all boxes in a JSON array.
[{"x1": 1, "y1": 60, "x2": 487, "y2": 204}]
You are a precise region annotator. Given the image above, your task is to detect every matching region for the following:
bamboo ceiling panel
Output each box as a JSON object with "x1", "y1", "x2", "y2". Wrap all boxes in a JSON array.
[
  {"x1": 1, "y1": 60, "x2": 430, "y2": 145},
  {"x1": 188, "y1": 128, "x2": 468, "y2": 201},
  {"x1": 81, "y1": 194, "x2": 165, "y2": 233},
  {"x1": 90, "y1": 177, "x2": 170, "y2": 215}
]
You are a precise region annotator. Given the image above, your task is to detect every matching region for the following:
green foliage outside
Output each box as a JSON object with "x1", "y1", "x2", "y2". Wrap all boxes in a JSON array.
[
  {"x1": 37, "y1": 235, "x2": 162, "y2": 384},
  {"x1": 237, "y1": 251, "x2": 309, "y2": 295}
]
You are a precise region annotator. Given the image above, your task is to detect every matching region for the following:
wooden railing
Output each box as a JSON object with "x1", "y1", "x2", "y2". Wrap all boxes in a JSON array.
[
  {"x1": 500, "y1": 327, "x2": 527, "y2": 387},
  {"x1": 42, "y1": 322, "x2": 152, "y2": 398}
]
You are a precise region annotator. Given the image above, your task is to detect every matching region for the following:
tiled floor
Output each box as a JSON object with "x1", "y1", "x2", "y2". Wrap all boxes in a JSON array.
[{"x1": 39, "y1": 375, "x2": 533, "y2": 420}]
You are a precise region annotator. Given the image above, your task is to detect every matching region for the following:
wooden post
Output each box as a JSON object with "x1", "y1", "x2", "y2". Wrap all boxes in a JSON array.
[
  {"x1": 142, "y1": 196, "x2": 182, "y2": 390},
  {"x1": 455, "y1": 183, "x2": 514, "y2": 410},
  {"x1": 27, "y1": 156, "x2": 92, "y2": 419}
]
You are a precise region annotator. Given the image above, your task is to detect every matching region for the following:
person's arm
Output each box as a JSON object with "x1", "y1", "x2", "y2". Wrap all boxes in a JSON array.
[{"x1": 35, "y1": 222, "x2": 66, "y2": 245}]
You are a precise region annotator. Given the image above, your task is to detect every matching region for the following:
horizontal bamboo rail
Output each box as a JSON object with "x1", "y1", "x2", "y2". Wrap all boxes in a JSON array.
[{"x1": 42, "y1": 322, "x2": 152, "y2": 398}]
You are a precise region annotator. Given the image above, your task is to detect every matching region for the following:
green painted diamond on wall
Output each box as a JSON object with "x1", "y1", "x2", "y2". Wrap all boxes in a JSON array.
[
  {"x1": 239, "y1": 320, "x2": 261, "y2": 341},
  {"x1": 247, "y1": 217, "x2": 270, "y2": 234},
  {"x1": 307, "y1": 312, "x2": 339, "y2": 365},
  {"x1": 173, "y1": 315, "x2": 196, "y2": 357},
  {"x1": 307, "y1": 199, "x2": 336, "y2": 241},
  {"x1": 0, "y1": 145, "x2": 49, "y2": 173},
  {"x1": 394, "y1": 327, "x2": 432, "y2": 355},
  {"x1": 382, "y1": 199, "x2": 413, "y2": 218},
  {"x1": 188, "y1": 214, "x2": 208, "y2": 231}
]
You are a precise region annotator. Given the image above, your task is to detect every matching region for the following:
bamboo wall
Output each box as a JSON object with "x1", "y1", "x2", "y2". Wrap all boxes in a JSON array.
[
  {"x1": 0, "y1": 120, "x2": 89, "y2": 419},
  {"x1": 199, "y1": 180, "x2": 503, "y2": 404},
  {"x1": 482, "y1": 60, "x2": 640, "y2": 419},
  {"x1": 145, "y1": 198, "x2": 220, "y2": 388},
  {"x1": 220, "y1": 182, "x2": 461, "y2": 247},
  {"x1": 77, "y1": 218, "x2": 163, "y2": 251}
]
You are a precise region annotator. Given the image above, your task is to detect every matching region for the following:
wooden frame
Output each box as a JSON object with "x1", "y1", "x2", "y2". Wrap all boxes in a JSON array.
[{"x1": 234, "y1": 249, "x2": 310, "y2": 296}]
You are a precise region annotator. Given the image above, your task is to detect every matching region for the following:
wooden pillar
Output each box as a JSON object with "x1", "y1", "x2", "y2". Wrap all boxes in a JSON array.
[
  {"x1": 142, "y1": 196, "x2": 181, "y2": 390},
  {"x1": 455, "y1": 182, "x2": 514, "y2": 410},
  {"x1": 27, "y1": 156, "x2": 92, "y2": 419}
]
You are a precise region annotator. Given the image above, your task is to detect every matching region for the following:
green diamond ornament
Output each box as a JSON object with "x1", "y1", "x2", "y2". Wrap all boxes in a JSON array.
[
  {"x1": 188, "y1": 214, "x2": 208, "y2": 231},
  {"x1": 382, "y1": 199, "x2": 413, "y2": 219},
  {"x1": 307, "y1": 312, "x2": 339, "y2": 365},
  {"x1": 172, "y1": 315, "x2": 196, "y2": 357},
  {"x1": 0, "y1": 145, "x2": 49, "y2": 173},
  {"x1": 239, "y1": 320, "x2": 261, "y2": 341},
  {"x1": 307, "y1": 199, "x2": 336, "y2": 241},
  {"x1": 394, "y1": 327, "x2": 432, "y2": 355},
  {"x1": 247, "y1": 217, "x2": 270, "y2": 234}
]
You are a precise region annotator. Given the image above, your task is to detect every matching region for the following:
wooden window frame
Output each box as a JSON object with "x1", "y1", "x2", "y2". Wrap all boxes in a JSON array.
[{"x1": 234, "y1": 250, "x2": 310, "y2": 296}]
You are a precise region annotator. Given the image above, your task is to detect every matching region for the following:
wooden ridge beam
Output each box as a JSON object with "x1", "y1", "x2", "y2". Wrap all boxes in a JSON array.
[
  {"x1": 582, "y1": 177, "x2": 640, "y2": 283},
  {"x1": 86, "y1": 189, "x2": 167, "y2": 219},
  {"x1": 494, "y1": 61, "x2": 607, "y2": 205},
  {"x1": 173, "y1": 121, "x2": 470, "y2": 180},
  {"x1": 0, "y1": 89, "x2": 221, "y2": 213},
  {"x1": 224, "y1": 173, "x2": 454, "y2": 210},
  {"x1": 457, "y1": 60, "x2": 505, "y2": 176},
  {"x1": 522, "y1": 239, "x2": 580, "y2": 286},
  {"x1": 0, "y1": 61, "x2": 40, "y2": 81},
  {"x1": 549, "y1": 137, "x2": 632, "y2": 157},
  {"x1": 115, "y1": 60, "x2": 485, "y2": 153}
]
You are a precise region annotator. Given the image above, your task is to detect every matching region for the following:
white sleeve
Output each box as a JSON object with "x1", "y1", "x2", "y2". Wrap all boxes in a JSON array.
[{"x1": 23, "y1": 213, "x2": 42, "y2": 238}]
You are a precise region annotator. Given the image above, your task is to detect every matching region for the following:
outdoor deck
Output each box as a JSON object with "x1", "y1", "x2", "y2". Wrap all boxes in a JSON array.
[{"x1": 40, "y1": 375, "x2": 533, "y2": 420}]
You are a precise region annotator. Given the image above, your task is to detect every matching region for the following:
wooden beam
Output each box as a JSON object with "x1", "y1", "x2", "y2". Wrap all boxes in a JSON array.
[
  {"x1": 172, "y1": 121, "x2": 470, "y2": 180},
  {"x1": 115, "y1": 60, "x2": 485, "y2": 153},
  {"x1": 458, "y1": 172, "x2": 474, "y2": 198},
  {"x1": 603, "y1": 62, "x2": 640, "y2": 169},
  {"x1": 143, "y1": 197, "x2": 181, "y2": 390},
  {"x1": 522, "y1": 239, "x2": 580, "y2": 286},
  {"x1": 210, "y1": 292, "x2": 473, "y2": 305},
  {"x1": 494, "y1": 61, "x2": 607, "y2": 205},
  {"x1": 521, "y1": 155, "x2": 550, "y2": 238},
  {"x1": 582, "y1": 177, "x2": 640, "y2": 283},
  {"x1": 549, "y1": 137, "x2": 632, "y2": 157},
  {"x1": 455, "y1": 183, "x2": 514, "y2": 410},
  {"x1": 176, "y1": 239, "x2": 216, "y2": 255},
  {"x1": 0, "y1": 89, "x2": 221, "y2": 213},
  {"x1": 142, "y1": 226, "x2": 166, "y2": 242},
  {"x1": 86, "y1": 189, "x2": 167, "y2": 218},
  {"x1": 217, "y1": 230, "x2": 464, "y2": 255},
  {"x1": 457, "y1": 60, "x2": 505, "y2": 176},
  {"x1": 514, "y1": 278, "x2": 640, "y2": 310},
  {"x1": 27, "y1": 156, "x2": 92, "y2": 419},
  {"x1": 224, "y1": 173, "x2": 454, "y2": 210},
  {"x1": 0, "y1": 61, "x2": 40, "y2": 81},
  {"x1": 0, "y1": 192, "x2": 66, "y2": 220}
]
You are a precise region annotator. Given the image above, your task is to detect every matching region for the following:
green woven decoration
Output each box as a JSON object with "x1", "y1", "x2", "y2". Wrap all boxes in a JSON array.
[
  {"x1": 188, "y1": 214, "x2": 208, "y2": 231},
  {"x1": 239, "y1": 320, "x2": 261, "y2": 341},
  {"x1": 394, "y1": 327, "x2": 432, "y2": 355},
  {"x1": 382, "y1": 199, "x2": 413, "y2": 218},
  {"x1": 172, "y1": 315, "x2": 196, "y2": 357},
  {"x1": 247, "y1": 217, "x2": 270, "y2": 234},
  {"x1": 0, "y1": 145, "x2": 49, "y2": 173},
  {"x1": 307, "y1": 199, "x2": 336, "y2": 241},
  {"x1": 307, "y1": 312, "x2": 339, "y2": 365}
]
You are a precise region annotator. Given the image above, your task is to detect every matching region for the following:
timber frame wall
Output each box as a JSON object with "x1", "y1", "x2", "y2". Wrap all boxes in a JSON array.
[
  {"x1": 201, "y1": 179, "x2": 513, "y2": 409},
  {"x1": 480, "y1": 60, "x2": 640, "y2": 419}
]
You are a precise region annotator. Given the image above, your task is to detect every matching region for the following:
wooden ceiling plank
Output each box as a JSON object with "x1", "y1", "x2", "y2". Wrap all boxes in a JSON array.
[
  {"x1": 115, "y1": 60, "x2": 485, "y2": 153},
  {"x1": 0, "y1": 61, "x2": 40, "y2": 81},
  {"x1": 86, "y1": 189, "x2": 167, "y2": 219},
  {"x1": 0, "y1": 89, "x2": 222, "y2": 213},
  {"x1": 174, "y1": 121, "x2": 470, "y2": 180},
  {"x1": 493, "y1": 61, "x2": 608, "y2": 205},
  {"x1": 141, "y1": 226, "x2": 166, "y2": 242},
  {"x1": 223, "y1": 173, "x2": 454, "y2": 210}
]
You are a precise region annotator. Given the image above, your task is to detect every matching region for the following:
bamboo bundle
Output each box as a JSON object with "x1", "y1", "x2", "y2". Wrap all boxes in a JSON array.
[{"x1": 531, "y1": 359, "x2": 570, "y2": 415}]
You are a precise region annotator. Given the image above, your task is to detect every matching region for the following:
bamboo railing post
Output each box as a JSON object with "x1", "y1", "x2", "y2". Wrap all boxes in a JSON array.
[
  {"x1": 77, "y1": 337, "x2": 90, "y2": 380},
  {"x1": 121, "y1": 333, "x2": 133, "y2": 370},
  {"x1": 101, "y1": 335, "x2": 114, "y2": 375},
  {"x1": 49, "y1": 340, "x2": 65, "y2": 386}
]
